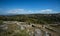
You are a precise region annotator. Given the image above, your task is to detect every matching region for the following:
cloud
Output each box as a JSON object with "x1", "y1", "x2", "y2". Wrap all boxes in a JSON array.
[
  {"x1": 7, "y1": 9, "x2": 33, "y2": 14},
  {"x1": 37, "y1": 9, "x2": 58, "y2": 14},
  {"x1": 0, "y1": 9, "x2": 59, "y2": 15},
  {"x1": 38, "y1": 9, "x2": 52, "y2": 13},
  {"x1": 40, "y1": 9, "x2": 52, "y2": 12},
  {"x1": 7, "y1": 9, "x2": 25, "y2": 14}
]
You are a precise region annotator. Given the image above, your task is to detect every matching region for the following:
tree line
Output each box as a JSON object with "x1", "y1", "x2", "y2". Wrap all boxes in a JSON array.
[{"x1": 0, "y1": 13, "x2": 60, "y2": 24}]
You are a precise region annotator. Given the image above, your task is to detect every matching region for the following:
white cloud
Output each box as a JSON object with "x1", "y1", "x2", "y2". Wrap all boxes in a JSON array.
[
  {"x1": 8, "y1": 9, "x2": 25, "y2": 14},
  {"x1": 7, "y1": 9, "x2": 34, "y2": 14},
  {"x1": 36, "y1": 9, "x2": 58, "y2": 14},
  {"x1": 40, "y1": 9, "x2": 52, "y2": 12},
  {"x1": 37, "y1": 9, "x2": 52, "y2": 14},
  {"x1": 7, "y1": 9, "x2": 59, "y2": 14}
]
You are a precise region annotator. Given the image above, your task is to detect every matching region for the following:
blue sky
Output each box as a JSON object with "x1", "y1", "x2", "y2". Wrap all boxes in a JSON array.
[{"x1": 0, "y1": 0, "x2": 60, "y2": 15}]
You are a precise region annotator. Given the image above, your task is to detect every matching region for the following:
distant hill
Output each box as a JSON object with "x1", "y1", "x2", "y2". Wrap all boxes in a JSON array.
[{"x1": 0, "y1": 13, "x2": 60, "y2": 24}]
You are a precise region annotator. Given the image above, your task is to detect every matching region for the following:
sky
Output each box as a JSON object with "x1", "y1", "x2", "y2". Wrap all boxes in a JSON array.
[{"x1": 0, "y1": 0, "x2": 60, "y2": 15}]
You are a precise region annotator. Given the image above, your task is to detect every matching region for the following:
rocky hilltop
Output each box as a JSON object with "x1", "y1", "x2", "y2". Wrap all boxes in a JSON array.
[{"x1": 0, "y1": 21, "x2": 60, "y2": 36}]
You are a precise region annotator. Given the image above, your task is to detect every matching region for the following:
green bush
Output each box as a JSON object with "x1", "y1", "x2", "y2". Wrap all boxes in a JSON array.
[{"x1": 0, "y1": 20, "x2": 3, "y2": 25}]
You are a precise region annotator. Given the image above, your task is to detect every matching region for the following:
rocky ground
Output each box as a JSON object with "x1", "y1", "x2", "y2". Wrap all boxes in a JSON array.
[{"x1": 0, "y1": 21, "x2": 60, "y2": 36}]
